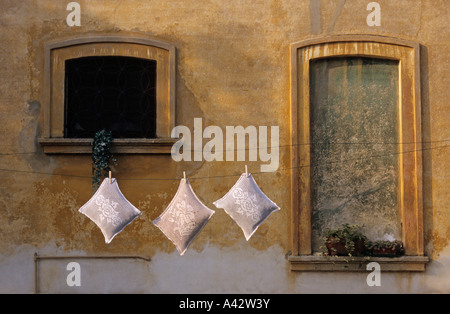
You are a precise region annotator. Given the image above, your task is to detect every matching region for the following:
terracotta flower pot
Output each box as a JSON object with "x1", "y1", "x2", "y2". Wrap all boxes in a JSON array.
[
  {"x1": 325, "y1": 237, "x2": 366, "y2": 256},
  {"x1": 370, "y1": 241, "x2": 405, "y2": 257},
  {"x1": 325, "y1": 237, "x2": 348, "y2": 256},
  {"x1": 371, "y1": 247, "x2": 397, "y2": 257}
]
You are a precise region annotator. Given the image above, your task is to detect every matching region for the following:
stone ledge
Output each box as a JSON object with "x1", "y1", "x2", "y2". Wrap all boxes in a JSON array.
[
  {"x1": 38, "y1": 137, "x2": 178, "y2": 154},
  {"x1": 288, "y1": 255, "x2": 429, "y2": 272}
]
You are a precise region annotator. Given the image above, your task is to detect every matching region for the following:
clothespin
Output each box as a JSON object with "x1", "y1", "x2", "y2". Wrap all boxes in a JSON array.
[
  {"x1": 245, "y1": 165, "x2": 248, "y2": 177},
  {"x1": 109, "y1": 170, "x2": 112, "y2": 184}
]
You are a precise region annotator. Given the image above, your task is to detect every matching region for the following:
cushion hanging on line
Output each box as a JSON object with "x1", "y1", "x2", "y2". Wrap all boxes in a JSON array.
[
  {"x1": 213, "y1": 172, "x2": 280, "y2": 241},
  {"x1": 79, "y1": 177, "x2": 142, "y2": 244},
  {"x1": 153, "y1": 177, "x2": 215, "y2": 256}
]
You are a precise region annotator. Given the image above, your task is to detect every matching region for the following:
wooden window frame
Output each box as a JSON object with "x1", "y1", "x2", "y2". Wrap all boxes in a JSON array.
[
  {"x1": 288, "y1": 35, "x2": 428, "y2": 271},
  {"x1": 39, "y1": 35, "x2": 177, "y2": 154}
]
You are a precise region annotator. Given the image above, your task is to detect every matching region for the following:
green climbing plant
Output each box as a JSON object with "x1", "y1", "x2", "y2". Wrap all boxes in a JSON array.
[{"x1": 92, "y1": 129, "x2": 117, "y2": 192}]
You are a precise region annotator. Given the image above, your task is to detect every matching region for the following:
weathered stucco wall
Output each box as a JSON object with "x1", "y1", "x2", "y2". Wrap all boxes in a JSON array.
[{"x1": 0, "y1": 0, "x2": 449, "y2": 293}]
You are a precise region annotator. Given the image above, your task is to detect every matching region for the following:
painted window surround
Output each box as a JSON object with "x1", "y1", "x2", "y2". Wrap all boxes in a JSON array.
[
  {"x1": 288, "y1": 35, "x2": 428, "y2": 271},
  {"x1": 39, "y1": 35, "x2": 176, "y2": 154}
]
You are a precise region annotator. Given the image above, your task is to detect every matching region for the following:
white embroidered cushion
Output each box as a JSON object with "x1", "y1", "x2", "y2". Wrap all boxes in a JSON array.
[
  {"x1": 153, "y1": 178, "x2": 215, "y2": 256},
  {"x1": 213, "y1": 173, "x2": 280, "y2": 240},
  {"x1": 79, "y1": 178, "x2": 142, "y2": 244}
]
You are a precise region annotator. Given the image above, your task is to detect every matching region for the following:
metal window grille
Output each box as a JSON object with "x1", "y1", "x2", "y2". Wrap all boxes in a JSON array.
[{"x1": 64, "y1": 56, "x2": 157, "y2": 138}]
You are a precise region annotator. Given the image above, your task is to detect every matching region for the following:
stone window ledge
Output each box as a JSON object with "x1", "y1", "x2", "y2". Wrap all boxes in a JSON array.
[
  {"x1": 38, "y1": 137, "x2": 178, "y2": 154},
  {"x1": 288, "y1": 255, "x2": 429, "y2": 272}
]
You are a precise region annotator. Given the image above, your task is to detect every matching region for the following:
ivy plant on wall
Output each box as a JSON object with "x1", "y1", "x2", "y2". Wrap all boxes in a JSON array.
[{"x1": 92, "y1": 129, "x2": 117, "y2": 192}]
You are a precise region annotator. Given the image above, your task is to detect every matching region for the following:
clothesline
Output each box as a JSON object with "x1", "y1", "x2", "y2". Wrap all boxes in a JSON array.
[
  {"x1": 0, "y1": 143, "x2": 447, "y2": 181},
  {"x1": 0, "y1": 139, "x2": 448, "y2": 156}
]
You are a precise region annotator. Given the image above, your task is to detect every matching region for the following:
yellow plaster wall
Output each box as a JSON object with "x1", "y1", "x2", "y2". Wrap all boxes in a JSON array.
[{"x1": 0, "y1": 0, "x2": 448, "y2": 293}]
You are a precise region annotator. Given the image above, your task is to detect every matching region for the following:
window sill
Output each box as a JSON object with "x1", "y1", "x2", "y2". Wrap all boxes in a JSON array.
[
  {"x1": 288, "y1": 255, "x2": 429, "y2": 272},
  {"x1": 38, "y1": 138, "x2": 178, "y2": 154}
]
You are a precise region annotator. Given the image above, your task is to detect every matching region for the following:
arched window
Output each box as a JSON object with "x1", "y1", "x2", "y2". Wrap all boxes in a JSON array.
[
  {"x1": 289, "y1": 36, "x2": 427, "y2": 271},
  {"x1": 40, "y1": 36, "x2": 176, "y2": 153}
]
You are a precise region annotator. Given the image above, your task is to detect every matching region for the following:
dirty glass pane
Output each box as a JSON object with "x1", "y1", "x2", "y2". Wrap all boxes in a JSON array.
[
  {"x1": 65, "y1": 56, "x2": 157, "y2": 138},
  {"x1": 310, "y1": 57, "x2": 400, "y2": 252}
]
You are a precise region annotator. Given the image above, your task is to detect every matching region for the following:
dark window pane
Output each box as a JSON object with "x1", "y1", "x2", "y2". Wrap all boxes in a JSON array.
[{"x1": 64, "y1": 56, "x2": 157, "y2": 138}]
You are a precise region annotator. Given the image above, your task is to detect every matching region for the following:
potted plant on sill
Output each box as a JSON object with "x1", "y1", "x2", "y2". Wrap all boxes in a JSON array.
[
  {"x1": 368, "y1": 240, "x2": 405, "y2": 257},
  {"x1": 322, "y1": 224, "x2": 368, "y2": 257}
]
